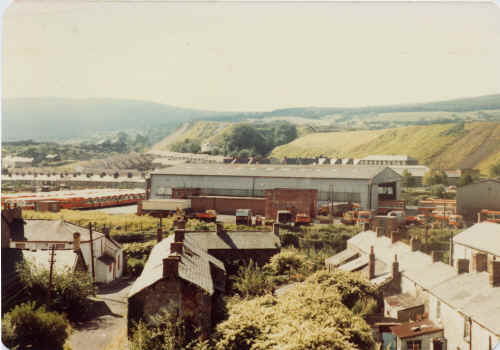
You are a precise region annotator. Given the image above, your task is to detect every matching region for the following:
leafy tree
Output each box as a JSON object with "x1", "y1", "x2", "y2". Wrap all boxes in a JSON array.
[
  {"x1": 223, "y1": 125, "x2": 267, "y2": 156},
  {"x1": 231, "y1": 260, "x2": 273, "y2": 298},
  {"x1": 430, "y1": 184, "x2": 447, "y2": 198},
  {"x1": 458, "y1": 173, "x2": 477, "y2": 187},
  {"x1": 401, "y1": 169, "x2": 416, "y2": 188},
  {"x1": 17, "y1": 261, "x2": 96, "y2": 321},
  {"x1": 423, "y1": 170, "x2": 448, "y2": 186},
  {"x1": 2, "y1": 301, "x2": 69, "y2": 350},
  {"x1": 489, "y1": 161, "x2": 500, "y2": 178},
  {"x1": 171, "y1": 139, "x2": 201, "y2": 154}
]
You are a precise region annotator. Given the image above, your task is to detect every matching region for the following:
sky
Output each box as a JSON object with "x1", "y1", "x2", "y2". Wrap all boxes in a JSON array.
[{"x1": 2, "y1": 0, "x2": 500, "y2": 111}]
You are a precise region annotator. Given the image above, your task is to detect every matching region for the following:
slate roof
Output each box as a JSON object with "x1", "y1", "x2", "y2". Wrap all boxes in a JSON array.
[
  {"x1": 22, "y1": 250, "x2": 78, "y2": 273},
  {"x1": 128, "y1": 234, "x2": 225, "y2": 298},
  {"x1": 344, "y1": 230, "x2": 500, "y2": 335},
  {"x1": 361, "y1": 155, "x2": 416, "y2": 162},
  {"x1": 391, "y1": 319, "x2": 443, "y2": 339},
  {"x1": 22, "y1": 220, "x2": 105, "y2": 242},
  {"x1": 453, "y1": 222, "x2": 500, "y2": 257},
  {"x1": 186, "y1": 231, "x2": 281, "y2": 251},
  {"x1": 325, "y1": 247, "x2": 358, "y2": 267},
  {"x1": 152, "y1": 164, "x2": 392, "y2": 180}
]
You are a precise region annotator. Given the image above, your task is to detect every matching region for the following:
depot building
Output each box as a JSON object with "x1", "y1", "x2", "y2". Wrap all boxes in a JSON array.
[{"x1": 147, "y1": 164, "x2": 402, "y2": 211}]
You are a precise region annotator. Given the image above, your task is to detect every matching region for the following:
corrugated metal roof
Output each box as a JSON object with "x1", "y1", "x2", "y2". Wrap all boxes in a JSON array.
[
  {"x1": 23, "y1": 220, "x2": 105, "y2": 242},
  {"x1": 22, "y1": 250, "x2": 77, "y2": 273},
  {"x1": 152, "y1": 164, "x2": 392, "y2": 180},
  {"x1": 453, "y1": 222, "x2": 500, "y2": 257},
  {"x1": 346, "y1": 230, "x2": 500, "y2": 334},
  {"x1": 391, "y1": 319, "x2": 442, "y2": 339},
  {"x1": 186, "y1": 231, "x2": 281, "y2": 251},
  {"x1": 389, "y1": 165, "x2": 430, "y2": 177},
  {"x1": 128, "y1": 234, "x2": 225, "y2": 298},
  {"x1": 361, "y1": 155, "x2": 416, "y2": 161}
]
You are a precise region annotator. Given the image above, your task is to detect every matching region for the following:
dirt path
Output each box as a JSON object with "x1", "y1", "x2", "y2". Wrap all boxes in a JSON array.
[{"x1": 68, "y1": 278, "x2": 134, "y2": 350}]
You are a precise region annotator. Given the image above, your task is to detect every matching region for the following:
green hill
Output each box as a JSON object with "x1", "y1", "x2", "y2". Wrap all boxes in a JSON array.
[{"x1": 271, "y1": 122, "x2": 500, "y2": 173}]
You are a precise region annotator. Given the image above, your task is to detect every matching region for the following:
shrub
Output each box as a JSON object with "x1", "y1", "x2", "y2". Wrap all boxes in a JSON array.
[
  {"x1": 231, "y1": 260, "x2": 273, "y2": 297},
  {"x1": 265, "y1": 249, "x2": 309, "y2": 276},
  {"x1": 127, "y1": 257, "x2": 147, "y2": 277},
  {"x1": 17, "y1": 261, "x2": 96, "y2": 321},
  {"x1": 2, "y1": 301, "x2": 69, "y2": 350}
]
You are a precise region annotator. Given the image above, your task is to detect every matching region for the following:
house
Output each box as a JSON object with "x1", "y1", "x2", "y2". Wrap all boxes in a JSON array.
[
  {"x1": 128, "y1": 230, "x2": 226, "y2": 336},
  {"x1": 390, "y1": 319, "x2": 445, "y2": 350},
  {"x1": 457, "y1": 180, "x2": 500, "y2": 220},
  {"x1": 9, "y1": 219, "x2": 123, "y2": 283},
  {"x1": 21, "y1": 249, "x2": 87, "y2": 275},
  {"x1": 452, "y1": 222, "x2": 500, "y2": 266},
  {"x1": 327, "y1": 229, "x2": 500, "y2": 350},
  {"x1": 186, "y1": 223, "x2": 281, "y2": 273}
]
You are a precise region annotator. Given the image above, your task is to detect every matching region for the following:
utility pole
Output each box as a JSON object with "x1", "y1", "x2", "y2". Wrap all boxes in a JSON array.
[
  {"x1": 89, "y1": 222, "x2": 96, "y2": 283},
  {"x1": 48, "y1": 245, "x2": 56, "y2": 303}
]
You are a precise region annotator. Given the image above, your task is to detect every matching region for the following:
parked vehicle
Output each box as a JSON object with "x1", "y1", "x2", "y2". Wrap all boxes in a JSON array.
[
  {"x1": 236, "y1": 209, "x2": 253, "y2": 226},
  {"x1": 480, "y1": 210, "x2": 500, "y2": 224},
  {"x1": 387, "y1": 211, "x2": 407, "y2": 225},
  {"x1": 356, "y1": 211, "x2": 373, "y2": 225},
  {"x1": 276, "y1": 210, "x2": 293, "y2": 224},
  {"x1": 197, "y1": 209, "x2": 217, "y2": 222},
  {"x1": 295, "y1": 213, "x2": 311, "y2": 226},
  {"x1": 341, "y1": 210, "x2": 358, "y2": 225}
]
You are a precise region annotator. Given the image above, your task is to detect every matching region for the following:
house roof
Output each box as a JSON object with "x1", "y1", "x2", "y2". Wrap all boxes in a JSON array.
[
  {"x1": 391, "y1": 319, "x2": 443, "y2": 339},
  {"x1": 186, "y1": 231, "x2": 281, "y2": 251},
  {"x1": 128, "y1": 234, "x2": 225, "y2": 298},
  {"x1": 453, "y1": 222, "x2": 500, "y2": 257},
  {"x1": 22, "y1": 250, "x2": 78, "y2": 273},
  {"x1": 345, "y1": 230, "x2": 500, "y2": 335},
  {"x1": 325, "y1": 247, "x2": 358, "y2": 267},
  {"x1": 151, "y1": 164, "x2": 395, "y2": 180},
  {"x1": 385, "y1": 293, "x2": 425, "y2": 311},
  {"x1": 22, "y1": 220, "x2": 106, "y2": 242}
]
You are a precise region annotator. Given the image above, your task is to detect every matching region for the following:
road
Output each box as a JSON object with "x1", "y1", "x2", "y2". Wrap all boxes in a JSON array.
[{"x1": 68, "y1": 278, "x2": 134, "y2": 350}]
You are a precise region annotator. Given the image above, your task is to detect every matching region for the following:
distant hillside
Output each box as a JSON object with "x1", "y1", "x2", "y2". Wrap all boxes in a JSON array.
[
  {"x1": 271, "y1": 122, "x2": 500, "y2": 173},
  {"x1": 2, "y1": 98, "x2": 230, "y2": 142}
]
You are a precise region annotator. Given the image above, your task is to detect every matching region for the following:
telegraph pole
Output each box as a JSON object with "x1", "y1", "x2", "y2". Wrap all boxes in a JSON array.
[
  {"x1": 89, "y1": 222, "x2": 96, "y2": 283},
  {"x1": 48, "y1": 245, "x2": 56, "y2": 303}
]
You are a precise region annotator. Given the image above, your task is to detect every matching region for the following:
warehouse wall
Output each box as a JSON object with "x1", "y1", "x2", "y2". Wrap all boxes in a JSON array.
[
  {"x1": 457, "y1": 181, "x2": 500, "y2": 219},
  {"x1": 190, "y1": 196, "x2": 266, "y2": 215},
  {"x1": 150, "y1": 174, "x2": 373, "y2": 209}
]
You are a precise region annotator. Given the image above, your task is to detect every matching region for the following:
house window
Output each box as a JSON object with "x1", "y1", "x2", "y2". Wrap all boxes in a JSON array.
[
  {"x1": 109, "y1": 264, "x2": 112, "y2": 272},
  {"x1": 436, "y1": 300, "x2": 441, "y2": 319},
  {"x1": 406, "y1": 340, "x2": 422, "y2": 350}
]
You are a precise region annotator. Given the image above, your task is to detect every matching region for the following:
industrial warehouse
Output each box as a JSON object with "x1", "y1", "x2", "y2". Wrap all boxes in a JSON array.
[{"x1": 147, "y1": 164, "x2": 402, "y2": 211}]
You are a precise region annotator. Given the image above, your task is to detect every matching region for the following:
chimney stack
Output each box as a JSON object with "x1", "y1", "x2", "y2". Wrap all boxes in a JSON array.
[
  {"x1": 273, "y1": 223, "x2": 280, "y2": 236},
  {"x1": 369, "y1": 246, "x2": 376, "y2": 279},
  {"x1": 376, "y1": 227, "x2": 384, "y2": 237},
  {"x1": 216, "y1": 222, "x2": 224, "y2": 235},
  {"x1": 175, "y1": 220, "x2": 186, "y2": 230},
  {"x1": 489, "y1": 258, "x2": 500, "y2": 287},
  {"x1": 456, "y1": 258, "x2": 470, "y2": 274},
  {"x1": 431, "y1": 251, "x2": 442, "y2": 263},
  {"x1": 174, "y1": 229, "x2": 185, "y2": 243},
  {"x1": 410, "y1": 236, "x2": 421, "y2": 252},
  {"x1": 472, "y1": 252, "x2": 488, "y2": 272},
  {"x1": 391, "y1": 231, "x2": 399, "y2": 244},
  {"x1": 157, "y1": 225, "x2": 163, "y2": 242},
  {"x1": 73, "y1": 232, "x2": 81, "y2": 251},
  {"x1": 170, "y1": 242, "x2": 184, "y2": 255},
  {"x1": 392, "y1": 254, "x2": 399, "y2": 280},
  {"x1": 363, "y1": 222, "x2": 370, "y2": 231},
  {"x1": 163, "y1": 256, "x2": 180, "y2": 279},
  {"x1": 103, "y1": 225, "x2": 111, "y2": 239}
]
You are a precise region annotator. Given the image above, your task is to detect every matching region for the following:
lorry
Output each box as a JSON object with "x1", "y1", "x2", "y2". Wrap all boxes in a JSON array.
[
  {"x1": 295, "y1": 213, "x2": 312, "y2": 226},
  {"x1": 479, "y1": 210, "x2": 500, "y2": 224},
  {"x1": 376, "y1": 200, "x2": 406, "y2": 215},
  {"x1": 196, "y1": 209, "x2": 217, "y2": 222},
  {"x1": 138, "y1": 199, "x2": 191, "y2": 216},
  {"x1": 356, "y1": 211, "x2": 373, "y2": 226},
  {"x1": 341, "y1": 210, "x2": 359, "y2": 225},
  {"x1": 236, "y1": 209, "x2": 253, "y2": 226},
  {"x1": 276, "y1": 210, "x2": 294, "y2": 225}
]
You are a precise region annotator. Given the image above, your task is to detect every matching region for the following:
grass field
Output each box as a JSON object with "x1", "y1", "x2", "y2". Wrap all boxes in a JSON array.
[{"x1": 271, "y1": 122, "x2": 500, "y2": 173}]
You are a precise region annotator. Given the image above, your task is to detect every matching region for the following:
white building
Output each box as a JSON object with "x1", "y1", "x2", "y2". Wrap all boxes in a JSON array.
[
  {"x1": 452, "y1": 222, "x2": 500, "y2": 266},
  {"x1": 328, "y1": 229, "x2": 500, "y2": 350},
  {"x1": 10, "y1": 220, "x2": 123, "y2": 283},
  {"x1": 2, "y1": 156, "x2": 34, "y2": 168}
]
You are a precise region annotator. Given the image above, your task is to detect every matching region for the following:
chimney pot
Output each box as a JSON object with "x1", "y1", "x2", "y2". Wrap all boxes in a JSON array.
[
  {"x1": 171, "y1": 242, "x2": 184, "y2": 255},
  {"x1": 369, "y1": 246, "x2": 376, "y2": 279},
  {"x1": 216, "y1": 222, "x2": 224, "y2": 235},
  {"x1": 410, "y1": 237, "x2": 421, "y2": 252},
  {"x1": 432, "y1": 251, "x2": 442, "y2": 263},
  {"x1": 489, "y1": 259, "x2": 500, "y2": 287},
  {"x1": 392, "y1": 254, "x2": 399, "y2": 280},
  {"x1": 73, "y1": 232, "x2": 81, "y2": 251},
  {"x1": 174, "y1": 229, "x2": 185, "y2": 243},
  {"x1": 273, "y1": 223, "x2": 280, "y2": 236},
  {"x1": 472, "y1": 252, "x2": 488, "y2": 272},
  {"x1": 456, "y1": 258, "x2": 470, "y2": 274},
  {"x1": 157, "y1": 225, "x2": 163, "y2": 242},
  {"x1": 163, "y1": 256, "x2": 180, "y2": 279}
]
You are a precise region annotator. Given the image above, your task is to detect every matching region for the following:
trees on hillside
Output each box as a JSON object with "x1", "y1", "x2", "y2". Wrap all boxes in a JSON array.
[
  {"x1": 489, "y1": 161, "x2": 500, "y2": 178},
  {"x1": 423, "y1": 170, "x2": 448, "y2": 186}
]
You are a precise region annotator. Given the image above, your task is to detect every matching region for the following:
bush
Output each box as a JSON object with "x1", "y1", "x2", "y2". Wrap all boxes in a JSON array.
[
  {"x1": 17, "y1": 261, "x2": 96, "y2": 321},
  {"x1": 231, "y1": 260, "x2": 273, "y2": 297},
  {"x1": 2, "y1": 301, "x2": 69, "y2": 350},
  {"x1": 130, "y1": 309, "x2": 198, "y2": 350},
  {"x1": 265, "y1": 249, "x2": 308, "y2": 276},
  {"x1": 127, "y1": 257, "x2": 147, "y2": 277}
]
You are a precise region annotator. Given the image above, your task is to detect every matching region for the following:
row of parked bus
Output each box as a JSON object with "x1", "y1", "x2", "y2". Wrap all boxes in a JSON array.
[{"x1": 1, "y1": 189, "x2": 146, "y2": 211}]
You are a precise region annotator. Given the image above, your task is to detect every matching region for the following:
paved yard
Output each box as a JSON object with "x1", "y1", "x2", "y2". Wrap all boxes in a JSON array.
[{"x1": 68, "y1": 278, "x2": 134, "y2": 350}]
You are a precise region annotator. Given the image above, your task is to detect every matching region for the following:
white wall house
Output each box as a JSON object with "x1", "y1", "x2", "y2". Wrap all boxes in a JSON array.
[{"x1": 10, "y1": 220, "x2": 123, "y2": 284}]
